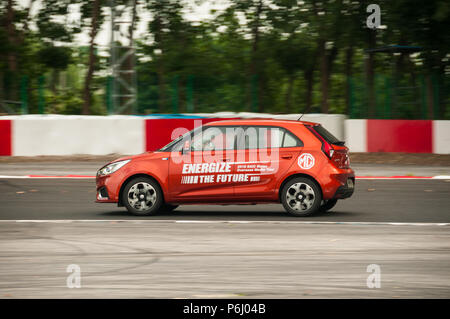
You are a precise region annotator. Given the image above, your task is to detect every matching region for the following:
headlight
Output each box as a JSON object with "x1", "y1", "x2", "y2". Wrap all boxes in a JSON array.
[{"x1": 97, "y1": 160, "x2": 131, "y2": 177}]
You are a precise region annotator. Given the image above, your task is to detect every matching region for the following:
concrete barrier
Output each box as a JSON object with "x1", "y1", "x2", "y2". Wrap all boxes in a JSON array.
[
  {"x1": 345, "y1": 119, "x2": 367, "y2": 153},
  {"x1": 4, "y1": 115, "x2": 144, "y2": 156},
  {"x1": 344, "y1": 119, "x2": 450, "y2": 153},
  {"x1": 434, "y1": 120, "x2": 450, "y2": 154},
  {"x1": 367, "y1": 120, "x2": 432, "y2": 153},
  {"x1": 0, "y1": 114, "x2": 448, "y2": 155}
]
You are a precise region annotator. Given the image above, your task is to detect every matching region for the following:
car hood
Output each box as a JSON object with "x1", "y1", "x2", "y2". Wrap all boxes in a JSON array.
[{"x1": 107, "y1": 152, "x2": 159, "y2": 166}]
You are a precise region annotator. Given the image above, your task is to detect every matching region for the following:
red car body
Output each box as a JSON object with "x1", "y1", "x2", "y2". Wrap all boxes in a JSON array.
[{"x1": 96, "y1": 119, "x2": 354, "y2": 216}]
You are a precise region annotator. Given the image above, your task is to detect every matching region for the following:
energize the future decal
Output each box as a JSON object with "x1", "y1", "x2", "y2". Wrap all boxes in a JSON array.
[{"x1": 180, "y1": 162, "x2": 275, "y2": 185}]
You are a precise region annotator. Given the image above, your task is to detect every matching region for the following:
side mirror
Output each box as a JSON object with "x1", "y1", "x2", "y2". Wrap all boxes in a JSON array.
[{"x1": 182, "y1": 140, "x2": 190, "y2": 154}]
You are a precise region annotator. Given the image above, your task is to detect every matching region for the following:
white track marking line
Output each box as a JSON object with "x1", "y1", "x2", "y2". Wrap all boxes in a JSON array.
[
  {"x1": 0, "y1": 220, "x2": 447, "y2": 226},
  {"x1": 356, "y1": 177, "x2": 433, "y2": 180},
  {"x1": 0, "y1": 175, "x2": 30, "y2": 179}
]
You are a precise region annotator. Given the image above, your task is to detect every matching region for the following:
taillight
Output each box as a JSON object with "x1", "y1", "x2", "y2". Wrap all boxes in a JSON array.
[
  {"x1": 306, "y1": 126, "x2": 334, "y2": 159},
  {"x1": 322, "y1": 141, "x2": 335, "y2": 159},
  {"x1": 333, "y1": 149, "x2": 350, "y2": 169}
]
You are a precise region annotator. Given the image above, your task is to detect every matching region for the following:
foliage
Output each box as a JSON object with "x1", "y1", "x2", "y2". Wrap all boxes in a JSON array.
[{"x1": 0, "y1": 0, "x2": 448, "y2": 118}]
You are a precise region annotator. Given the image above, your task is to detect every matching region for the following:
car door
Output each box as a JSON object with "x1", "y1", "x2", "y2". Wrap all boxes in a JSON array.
[
  {"x1": 168, "y1": 125, "x2": 237, "y2": 202},
  {"x1": 233, "y1": 126, "x2": 303, "y2": 200}
]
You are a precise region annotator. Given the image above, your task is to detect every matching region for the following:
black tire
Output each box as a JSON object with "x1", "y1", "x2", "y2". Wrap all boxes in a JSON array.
[
  {"x1": 281, "y1": 177, "x2": 322, "y2": 217},
  {"x1": 122, "y1": 176, "x2": 163, "y2": 216},
  {"x1": 320, "y1": 199, "x2": 338, "y2": 212},
  {"x1": 159, "y1": 204, "x2": 179, "y2": 213}
]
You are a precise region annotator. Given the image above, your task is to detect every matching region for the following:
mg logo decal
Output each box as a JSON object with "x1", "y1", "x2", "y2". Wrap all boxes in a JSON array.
[{"x1": 298, "y1": 153, "x2": 315, "y2": 170}]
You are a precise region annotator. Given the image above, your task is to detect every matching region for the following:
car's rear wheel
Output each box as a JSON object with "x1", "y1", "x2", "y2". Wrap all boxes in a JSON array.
[
  {"x1": 281, "y1": 177, "x2": 322, "y2": 217},
  {"x1": 122, "y1": 177, "x2": 163, "y2": 216},
  {"x1": 320, "y1": 199, "x2": 338, "y2": 212}
]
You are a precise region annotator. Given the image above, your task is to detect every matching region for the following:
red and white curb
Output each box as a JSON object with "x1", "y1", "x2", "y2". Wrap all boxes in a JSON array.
[{"x1": 0, "y1": 175, "x2": 449, "y2": 180}]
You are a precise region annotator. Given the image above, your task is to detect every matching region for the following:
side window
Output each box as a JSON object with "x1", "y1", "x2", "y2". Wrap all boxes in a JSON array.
[
  {"x1": 237, "y1": 126, "x2": 302, "y2": 149},
  {"x1": 242, "y1": 126, "x2": 258, "y2": 149},
  {"x1": 239, "y1": 127, "x2": 285, "y2": 149},
  {"x1": 283, "y1": 131, "x2": 301, "y2": 147},
  {"x1": 264, "y1": 127, "x2": 284, "y2": 148},
  {"x1": 191, "y1": 126, "x2": 236, "y2": 151}
]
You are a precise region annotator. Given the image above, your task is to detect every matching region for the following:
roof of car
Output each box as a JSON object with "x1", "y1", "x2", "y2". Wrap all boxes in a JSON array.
[{"x1": 203, "y1": 118, "x2": 319, "y2": 126}]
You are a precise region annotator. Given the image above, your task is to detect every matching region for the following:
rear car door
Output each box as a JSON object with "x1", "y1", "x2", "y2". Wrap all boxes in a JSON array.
[{"x1": 233, "y1": 126, "x2": 303, "y2": 200}]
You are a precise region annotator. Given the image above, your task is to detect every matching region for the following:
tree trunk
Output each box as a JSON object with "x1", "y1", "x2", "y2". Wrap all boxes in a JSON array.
[
  {"x1": 153, "y1": 13, "x2": 166, "y2": 113},
  {"x1": 0, "y1": 69, "x2": 3, "y2": 100},
  {"x1": 285, "y1": 74, "x2": 294, "y2": 113},
  {"x1": 426, "y1": 74, "x2": 434, "y2": 119},
  {"x1": 51, "y1": 69, "x2": 58, "y2": 94},
  {"x1": 248, "y1": 0, "x2": 263, "y2": 112},
  {"x1": 345, "y1": 46, "x2": 354, "y2": 114},
  {"x1": 82, "y1": 0, "x2": 101, "y2": 115},
  {"x1": 366, "y1": 52, "x2": 375, "y2": 118},
  {"x1": 319, "y1": 41, "x2": 338, "y2": 114},
  {"x1": 304, "y1": 69, "x2": 313, "y2": 112},
  {"x1": 319, "y1": 41, "x2": 328, "y2": 113},
  {"x1": 123, "y1": 0, "x2": 138, "y2": 114},
  {"x1": 6, "y1": 0, "x2": 18, "y2": 101},
  {"x1": 366, "y1": 31, "x2": 376, "y2": 118},
  {"x1": 157, "y1": 63, "x2": 166, "y2": 113}
]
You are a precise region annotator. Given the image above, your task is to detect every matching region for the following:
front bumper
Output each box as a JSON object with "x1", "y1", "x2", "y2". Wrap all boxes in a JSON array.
[{"x1": 96, "y1": 174, "x2": 120, "y2": 203}]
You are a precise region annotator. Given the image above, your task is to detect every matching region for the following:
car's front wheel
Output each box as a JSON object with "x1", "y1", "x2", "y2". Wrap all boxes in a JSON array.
[
  {"x1": 281, "y1": 177, "x2": 322, "y2": 217},
  {"x1": 122, "y1": 177, "x2": 163, "y2": 216}
]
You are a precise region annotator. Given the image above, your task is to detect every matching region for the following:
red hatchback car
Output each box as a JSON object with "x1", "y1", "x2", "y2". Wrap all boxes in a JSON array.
[{"x1": 96, "y1": 119, "x2": 354, "y2": 216}]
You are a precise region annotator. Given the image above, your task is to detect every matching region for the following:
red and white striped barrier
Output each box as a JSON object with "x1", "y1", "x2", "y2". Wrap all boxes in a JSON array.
[
  {"x1": 0, "y1": 114, "x2": 345, "y2": 156},
  {"x1": 346, "y1": 119, "x2": 450, "y2": 154},
  {"x1": 0, "y1": 115, "x2": 449, "y2": 156},
  {"x1": 0, "y1": 119, "x2": 12, "y2": 156}
]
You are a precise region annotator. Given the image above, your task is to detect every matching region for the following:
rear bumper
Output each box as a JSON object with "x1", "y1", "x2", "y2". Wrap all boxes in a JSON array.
[
  {"x1": 333, "y1": 178, "x2": 355, "y2": 199},
  {"x1": 322, "y1": 167, "x2": 355, "y2": 200}
]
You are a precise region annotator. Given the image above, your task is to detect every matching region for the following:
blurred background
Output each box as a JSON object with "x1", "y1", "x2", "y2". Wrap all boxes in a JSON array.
[{"x1": 0, "y1": 0, "x2": 448, "y2": 119}]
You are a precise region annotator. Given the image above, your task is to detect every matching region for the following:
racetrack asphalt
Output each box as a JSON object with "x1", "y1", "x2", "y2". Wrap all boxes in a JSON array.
[
  {"x1": 1, "y1": 176, "x2": 449, "y2": 298},
  {"x1": 0, "y1": 179, "x2": 449, "y2": 222}
]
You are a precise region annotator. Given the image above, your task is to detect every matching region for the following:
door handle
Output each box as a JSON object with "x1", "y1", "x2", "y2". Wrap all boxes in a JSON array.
[{"x1": 281, "y1": 155, "x2": 293, "y2": 159}]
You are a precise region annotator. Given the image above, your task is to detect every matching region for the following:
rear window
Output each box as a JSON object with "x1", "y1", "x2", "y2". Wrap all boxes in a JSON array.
[{"x1": 312, "y1": 125, "x2": 343, "y2": 145}]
